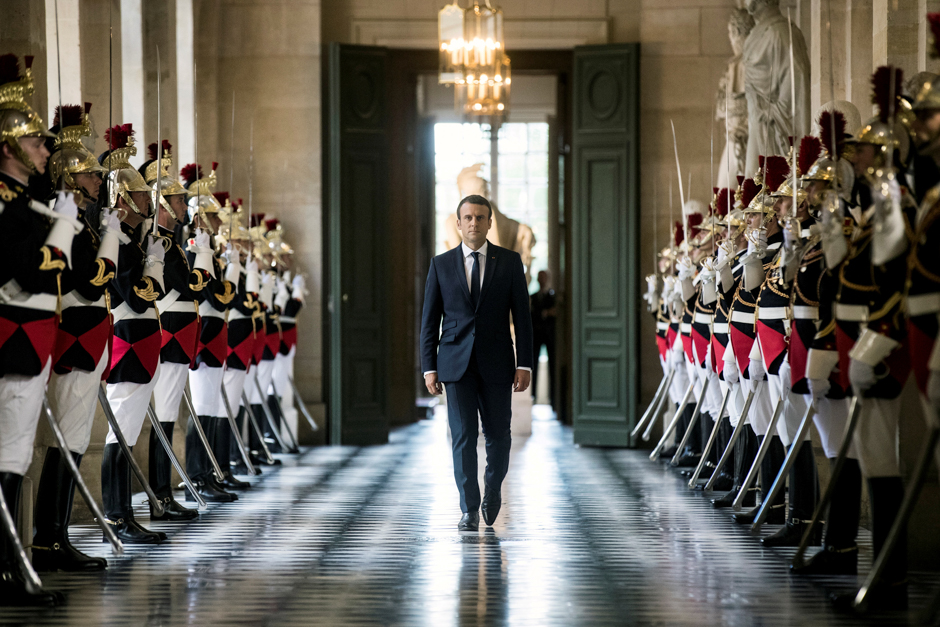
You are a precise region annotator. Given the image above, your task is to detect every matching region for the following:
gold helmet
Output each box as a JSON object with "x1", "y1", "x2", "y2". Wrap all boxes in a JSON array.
[
  {"x1": 182, "y1": 161, "x2": 222, "y2": 226},
  {"x1": 771, "y1": 136, "x2": 822, "y2": 207},
  {"x1": 140, "y1": 140, "x2": 187, "y2": 216},
  {"x1": 914, "y1": 15, "x2": 940, "y2": 112},
  {"x1": 217, "y1": 197, "x2": 250, "y2": 246},
  {"x1": 99, "y1": 123, "x2": 152, "y2": 215},
  {"x1": 745, "y1": 156, "x2": 786, "y2": 215},
  {"x1": 0, "y1": 54, "x2": 55, "y2": 173},
  {"x1": 804, "y1": 109, "x2": 851, "y2": 187},
  {"x1": 857, "y1": 66, "x2": 910, "y2": 167},
  {"x1": 48, "y1": 102, "x2": 106, "y2": 192},
  {"x1": 263, "y1": 217, "x2": 294, "y2": 263}
]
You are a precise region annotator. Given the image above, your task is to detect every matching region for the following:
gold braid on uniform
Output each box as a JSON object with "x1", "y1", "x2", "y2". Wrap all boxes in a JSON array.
[
  {"x1": 90, "y1": 259, "x2": 115, "y2": 286},
  {"x1": 133, "y1": 277, "x2": 159, "y2": 301},
  {"x1": 189, "y1": 269, "x2": 207, "y2": 292},
  {"x1": 838, "y1": 234, "x2": 878, "y2": 293},
  {"x1": 39, "y1": 246, "x2": 66, "y2": 272},
  {"x1": 814, "y1": 319, "x2": 836, "y2": 341},
  {"x1": 868, "y1": 291, "x2": 903, "y2": 322},
  {"x1": 216, "y1": 281, "x2": 236, "y2": 305}
]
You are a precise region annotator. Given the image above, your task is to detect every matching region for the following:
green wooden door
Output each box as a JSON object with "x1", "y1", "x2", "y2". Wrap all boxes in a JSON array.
[
  {"x1": 571, "y1": 44, "x2": 640, "y2": 447},
  {"x1": 326, "y1": 44, "x2": 389, "y2": 445}
]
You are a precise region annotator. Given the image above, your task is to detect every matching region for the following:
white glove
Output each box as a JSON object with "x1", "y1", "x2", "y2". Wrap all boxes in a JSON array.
[
  {"x1": 97, "y1": 208, "x2": 123, "y2": 266},
  {"x1": 699, "y1": 259, "x2": 717, "y2": 304},
  {"x1": 45, "y1": 191, "x2": 81, "y2": 268},
  {"x1": 260, "y1": 271, "x2": 274, "y2": 308},
  {"x1": 291, "y1": 273, "x2": 306, "y2": 302},
  {"x1": 749, "y1": 358, "x2": 766, "y2": 382},
  {"x1": 101, "y1": 207, "x2": 122, "y2": 235},
  {"x1": 669, "y1": 346, "x2": 685, "y2": 371},
  {"x1": 849, "y1": 358, "x2": 878, "y2": 395},
  {"x1": 808, "y1": 378, "x2": 830, "y2": 403},
  {"x1": 188, "y1": 229, "x2": 216, "y2": 279},
  {"x1": 723, "y1": 359, "x2": 739, "y2": 384},
  {"x1": 144, "y1": 235, "x2": 166, "y2": 291},
  {"x1": 52, "y1": 190, "x2": 79, "y2": 221},
  {"x1": 927, "y1": 370, "x2": 940, "y2": 408},
  {"x1": 223, "y1": 245, "x2": 242, "y2": 290},
  {"x1": 746, "y1": 228, "x2": 768, "y2": 256},
  {"x1": 676, "y1": 256, "x2": 695, "y2": 281},
  {"x1": 274, "y1": 275, "x2": 291, "y2": 310},
  {"x1": 778, "y1": 356, "x2": 792, "y2": 397},
  {"x1": 716, "y1": 242, "x2": 731, "y2": 269},
  {"x1": 245, "y1": 259, "x2": 260, "y2": 294}
]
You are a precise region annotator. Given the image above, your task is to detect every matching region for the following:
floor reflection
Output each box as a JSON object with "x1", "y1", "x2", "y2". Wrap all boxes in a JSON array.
[{"x1": 1, "y1": 413, "x2": 938, "y2": 626}]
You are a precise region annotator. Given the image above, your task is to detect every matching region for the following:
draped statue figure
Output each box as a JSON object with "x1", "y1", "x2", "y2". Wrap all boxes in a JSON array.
[
  {"x1": 742, "y1": 0, "x2": 811, "y2": 176},
  {"x1": 443, "y1": 164, "x2": 536, "y2": 285},
  {"x1": 716, "y1": 8, "x2": 755, "y2": 187}
]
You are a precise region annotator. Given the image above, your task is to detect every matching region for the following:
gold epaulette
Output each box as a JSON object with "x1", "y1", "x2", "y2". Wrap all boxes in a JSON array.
[
  {"x1": 216, "y1": 281, "x2": 235, "y2": 305},
  {"x1": 90, "y1": 258, "x2": 115, "y2": 286},
  {"x1": 133, "y1": 277, "x2": 159, "y2": 302},
  {"x1": 189, "y1": 269, "x2": 207, "y2": 292},
  {"x1": 39, "y1": 246, "x2": 66, "y2": 272}
]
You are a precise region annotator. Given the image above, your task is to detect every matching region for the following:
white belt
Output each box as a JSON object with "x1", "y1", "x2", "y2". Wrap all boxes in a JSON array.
[
  {"x1": 906, "y1": 292, "x2": 940, "y2": 317},
  {"x1": 162, "y1": 300, "x2": 198, "y2": 314},
  {"x1": 112, "y1": 301, "x2": 157, "y2": 323},
  {"x1": 713, "y1": 322, "x2": 730, "y2": 334},
  {"x1": 656, "y1": 321, "x2": 668, "y2": 331},
  {"x1": 280, "y1": 316, "x2": 296, "y2": 324},
  {"x1": 693, "y1": 313, "x2": 712, "y2": 324},
  {"x1": 792, "y1": 305, "x2": 819, "y2": 320},
  {"x1": 768, "y1": 242, "x2": 781, "y2": 251},
  {"x1": 61, "y1": 291, "x2": 105, "y2": 310},
  {"x1": 731, "y1": 310, "x2": 756, "y2": 325},
  {"x1": 0, "y1": 279, "x2": 57, "y2": 312},
  {"x1": 757, "y1": 306, "x2": 789, "y2": 321},
  {"x1": 834, "y1": 302, "x2": 868, "y2": 322},
  {"x1": 229, "y1": 310, "x2": 251, "y2": 321},
  {"x1": 156, "y1": 288, "x2": 182, "y2": 311},
  {"x1": 680, "y1": 323, "x2": 692, "y2": 334},
  {"x1": 198, "y1": 301, "x2": 225, "y2": 319}
]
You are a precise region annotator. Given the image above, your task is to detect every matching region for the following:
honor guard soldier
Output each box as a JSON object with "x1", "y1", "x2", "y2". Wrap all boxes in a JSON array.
[
  {"x1": 729, "y1": 158, "x2": 786, "y2": 525},
  {"x1": 182, "y1": 165, "x2": 239, "y2": 502},
  {"x1": 243, "y1": 214, "x2": 273, "y2": 464},
  {"x1": 33, "y1": 103, "x2": 117, "y2": 572},
  {"x1": 99, "y1": 123, "x2": 167, "y2": 545},
  {"x1": 792, "y1": 110, "x2": 862, "y2": 575},
  {"x1": 0, "y1": 53, "x2": 78, "y2": 606},
  {"x1": 269, "y1": 223, "x2": 303, "y2": 443},
  {"x1": 662, "y1": 226, "x2": 690, "y2": 448},
  {"x1": 832, "y1": 67, "x2": 915, "y2": 611},
  {"x1": 140, "y1": 142, "x2": 201, "y2": 521}
]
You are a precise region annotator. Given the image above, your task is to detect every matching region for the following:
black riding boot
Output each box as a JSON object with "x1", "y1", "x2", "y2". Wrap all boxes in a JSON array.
[
  {"x1": 662, "y1": 403, "x2": 691, "y2": 460},
  {"x1": 32, "y1": 448, "x2": 107, "y2": 571},
  {"x1": 231, "y1": 406, "x2": 252, "y2": 475},
  {"x1": 732, "y1": 433, "x2": 785, "y2": 524},
  {"x1": 792, "y1": 457, "x2": 861, "y2": 575},
  {"x1": 763, "y1": 440, "x2": 821, "y2": 547},
  {"x1": 0, "y1": 472, "x2": 62, "y2": 606},
  {"x1": 101, "y1": 443, "x2": 164, "y2": 544},
  {"x1": 214, "y1": 417, "x2": 249, "y2": 490},
  {"x1": 185, "y1": 417, "x2": 237, "y2": 503},
  {"x1": 149, "y1": 422, "x2": 197, "y2": 521},
  {"x1": 254, "y1": 403, "x2": 282, "y2": 454},
  {"x1": 713, "y1": 424, "x2": 758, "y2": 508}
]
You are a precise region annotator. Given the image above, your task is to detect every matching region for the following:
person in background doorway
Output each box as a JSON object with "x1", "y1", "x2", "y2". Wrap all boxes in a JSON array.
[{"x1": 530, "y1": 270, "x2": 556, "y2": 408}]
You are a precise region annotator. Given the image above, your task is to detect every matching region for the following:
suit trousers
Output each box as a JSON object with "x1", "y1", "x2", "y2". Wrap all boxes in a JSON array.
[{"x1": 444, "y1": 351, "x2": 512, "y2": 513}]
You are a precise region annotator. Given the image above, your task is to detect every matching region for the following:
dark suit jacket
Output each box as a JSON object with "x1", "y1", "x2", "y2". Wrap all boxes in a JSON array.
[{"x1": 420, "y1": 242, "x2": 534, "y2": 384}]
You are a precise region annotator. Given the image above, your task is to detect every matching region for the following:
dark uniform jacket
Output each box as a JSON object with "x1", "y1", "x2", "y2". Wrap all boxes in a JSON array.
[
  {"x1": 156, "y1": 225, "x2": 204, "y2": 366},
  {"x1": 187, "y1": 243, "x2": 235, "y2": 370}
]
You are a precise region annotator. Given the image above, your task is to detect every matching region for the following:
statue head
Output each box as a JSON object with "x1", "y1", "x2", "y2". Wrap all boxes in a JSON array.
[
  {"x1": 457, "y1": 163, "x2": 489, "y2": 198},
  {"x1": 728, "y1": 8, "x2": 755, "y2": 55},
  {"x1": 745, "y1": 0, "x2": 779, "y2": 20}
]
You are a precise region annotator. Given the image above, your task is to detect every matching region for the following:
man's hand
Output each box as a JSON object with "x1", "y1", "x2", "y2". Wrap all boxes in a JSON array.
[
  {"x1": 425, "y1": 372, "x2": 443, "y2": 396},
  {"x1": 513, "y1": 369, "x2": 531, "y2": 393}
]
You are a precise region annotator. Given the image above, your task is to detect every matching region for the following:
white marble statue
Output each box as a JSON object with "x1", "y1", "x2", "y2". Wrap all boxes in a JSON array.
[
  {"x1": 742, "y1": 0, "x2": 811, "y2": 176},
  {"x1": 716, "y1": 8, "x2": 755, "y2": 188}
]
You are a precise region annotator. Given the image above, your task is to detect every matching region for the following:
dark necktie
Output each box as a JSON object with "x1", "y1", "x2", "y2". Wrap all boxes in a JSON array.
[{"x1": 470, "y1": 252, "x2": 481, "y2": 308}]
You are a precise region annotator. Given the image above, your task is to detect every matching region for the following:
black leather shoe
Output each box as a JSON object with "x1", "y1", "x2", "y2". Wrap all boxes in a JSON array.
[
  {"x1": 481, "y1": 487, "x2": 501, "y2": 526},
  {"x1": 31, "y1": 539, "x2": 107, "y2": 572},
  {"x1": 762, "y1": 520, "x2": 822, "y2": 548},
  {"x1": 0, "y1": 569, "x2": 62, "y2": 606},
  {"x1": 673, "y1": 453, "x2": 701, "y2": 468},
  {"x1": 790, "y1": 545, "x2": 858, "y2": 576},
  {"x1": 220, "y1": 472, "x2": 250, "y2": 490},
  {"x1": 150, "y1": 496, "x2": 198, "y2": 521},
  {"x1": 104, "y1": 517, "x2": 164, "y2": 544},
  {"x1": 831, "y1": 580, "x2": 908, "y2": 613},
  {"x1": 660, "y1": 444, "x2": 679, "y2": 460},
  {"x1": 458, "y1": 512, "x2": 479, "y2": 531},
  {"x1": 185, "y1": 479, "x2": 237, "y2": 503},
  {"x1": 206, "y1": 476, "x2": 239, "y2": 501},
  {"x1": 733, "y1": 503, "x2": 785, "y2": 525},
  {"x1": 713, "y1": 487, "x2": 757, "y2": 509},
  {"x1": 709, "y1": 471, "x2": 734, "y2": 492}
]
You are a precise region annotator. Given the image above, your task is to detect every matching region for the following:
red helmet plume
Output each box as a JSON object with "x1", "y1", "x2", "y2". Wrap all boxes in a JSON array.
[
  {"x1": 818, "y1": 110, "x2": 846, "y2": 159},
  {"x1": 740, "y1": 178, "x2": 759, "y2": 208},
  {"x1": 763, "y1": 155, "x2": 789, "y2": 192},
  {"x1": 53, "y1": 104, "x2": 83, "y2": 128},
  {"x1": 797, "y1": 136, "x2": 822, "y2": 176},
  {"x1": 180, "y1": 163, "x2": 202, "y2": 187},
  {"x1": 872, "y1": 65, "x2": 904, "y2": 123},
  {"x1": 104, "y1": 123, "x2": 135, "y2": 150}
]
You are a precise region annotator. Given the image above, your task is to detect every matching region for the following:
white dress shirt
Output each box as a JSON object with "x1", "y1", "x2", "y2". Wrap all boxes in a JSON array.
[{"x1": 424, "y1": 240, "x2": 529, "y2": 376}]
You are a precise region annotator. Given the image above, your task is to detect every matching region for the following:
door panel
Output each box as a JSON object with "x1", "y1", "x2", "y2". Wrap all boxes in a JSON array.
[
  {"x1": 327, "y1": 44, "x2": 389, "y2": 445},
  {"x1": 571, "y1": 44, "x2": 639, "y2": 447}
]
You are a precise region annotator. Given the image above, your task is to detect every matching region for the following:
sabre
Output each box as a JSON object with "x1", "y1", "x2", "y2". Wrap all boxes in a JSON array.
[
  {"x1": 241, "y1": 389, "x2": 276, "y2": 464},
  {"x1": 650, "y1": 381, "x2": 695, "y2": 461},
  {"x1": 153, "y1": 45, "x2": 161, "y2": 236},
  {"x1": 217, "y1": 386, "x2": 259, "y2": 475},
  {"x1": 266, "y1": 381, "x2": 300, "y2": 452},
  {"x1": 631, "y1": 369, "x2": 673, "y2": 439},
  {"x1": 704, "y1": 383, "x2": 758, "y2": 491},
  {"x1": 96, "y1": 386, "x2": 165, "y2": 517},
  {"x1": 642, "y1": 380, "x2": 673, "y2": 441},
  {"x1": 229, "y1": 91, "x2": 235, "y2": 242},
  {"x1": 732, "y1": 393, "x2": 786, "y2": 511},
  {"x1": 42, "y1": 397, "x2": 123, "y2": 554},
  {"x1": 253, "y1": 376, "x2": 294, "y2": 453},
  {"x1": 687, "y1": 386, "x2": 731, "y2": 486},
  {"x1": 853, "y1": 397, "x2": 940, "y2": 611},
  {"x1": 751, "y1": 402, "x2": 816, "y2": 534},
  {"x1": 671, "y1": 119, "x2": 685, "y2": 208},
  {"x1": 0, "y1": 486, "x2": 44, "y2": 595},
  {"x1": 179, "y1": 385, "x2": 225, "y2": 482},
  {"x1": 791, "y1": 395, "x2": 863, "y2": 568},
  {"x1": 670, "y1": 377, "x2": 710, "y2": 465},
  {"x1": 146, "y1": 402, "x2": 207, "y2": 511},
  {"x1": 288, "y1": 375, "x2": 320, "y2": 432}
]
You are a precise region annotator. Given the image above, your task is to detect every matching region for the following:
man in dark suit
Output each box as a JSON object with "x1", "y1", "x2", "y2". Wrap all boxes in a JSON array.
[{"x1": 420, "y1": 195, "x2": 534, "y2": 531}]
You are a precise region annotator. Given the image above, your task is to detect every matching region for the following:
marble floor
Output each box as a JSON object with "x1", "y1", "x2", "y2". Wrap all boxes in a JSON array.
[{"x1": 3, "y1": 412, "x2": 939, "y2": 626}]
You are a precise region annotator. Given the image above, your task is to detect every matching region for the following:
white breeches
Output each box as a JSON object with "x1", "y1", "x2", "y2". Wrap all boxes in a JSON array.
[
  {"x1": 246, "y1": 360, "x2": 275, "y2": 404},
  {"x1": 806, "y1": 394, "x2": 855, "y2": 459},
  {"x1": 105, "y1": 377, "x2": 159, "y2": 446},
  {"x1": 853, "y1": 396, "x2": 902, "y2": 478},
  {"x1": 746, "y1": 380, "x2": 776, "y2": 437},
  {"x1": 189, "y1": 363, "x2": 225, "y2": 418},
  {"x1": 152, "y1": 361, "x2": 190, "y2": 424},
  {"x1": 222, "y1": 366, "x2": 248, "y2": 416},
  {"x1": 0, "y1": 359, "x2": 51, "y2": 474},
  {"x1": 43, "y1": 348, "x2": 108, "y2": 454}
]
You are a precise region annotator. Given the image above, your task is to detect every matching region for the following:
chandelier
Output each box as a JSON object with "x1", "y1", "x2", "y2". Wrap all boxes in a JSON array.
[{"x1": 438, "y1": 0, "x2": 510, "y2": 116}]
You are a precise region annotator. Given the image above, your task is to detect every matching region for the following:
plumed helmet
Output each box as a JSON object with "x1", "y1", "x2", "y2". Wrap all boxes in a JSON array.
[
  {"x1": 0, "y1": 54, "x2": 54, "y2": 173},
  {"x1": 99, "y1": 123, "x2": 152, "y2": 215},
  {"x1": 48, "y1": 102, "x2": 106, "y2": 191}
]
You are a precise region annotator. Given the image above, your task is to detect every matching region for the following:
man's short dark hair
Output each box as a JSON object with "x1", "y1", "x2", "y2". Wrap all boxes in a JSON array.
[{"x1": 457, "y1": 194, "x2": 492, "y2": 220}]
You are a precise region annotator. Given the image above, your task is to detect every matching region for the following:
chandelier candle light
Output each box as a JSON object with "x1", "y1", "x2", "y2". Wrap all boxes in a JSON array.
[{"x1": 438, "y1": 0, "x2": 511, "y2": 116}]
